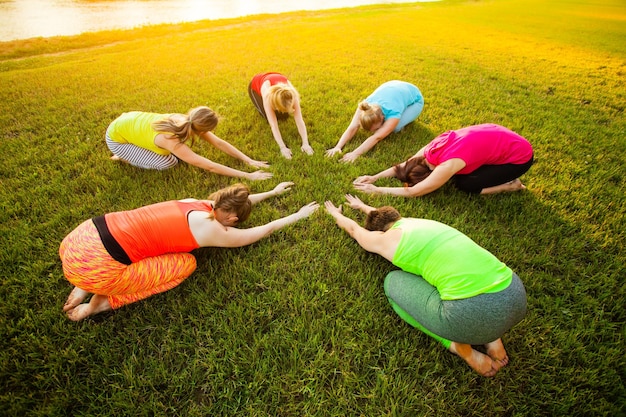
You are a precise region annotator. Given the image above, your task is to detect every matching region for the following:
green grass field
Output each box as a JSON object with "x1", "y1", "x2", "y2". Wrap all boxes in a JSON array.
[{"x1": 1, "y1": 0, "x2": 624, "y2": 415}]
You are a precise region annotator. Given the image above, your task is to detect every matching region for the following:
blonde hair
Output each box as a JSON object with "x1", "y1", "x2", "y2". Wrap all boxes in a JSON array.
[
  {"x1": 365, "y1": 206, "x2": 401, "y2": 232},
  {"x1": 266, "y1": 84, "x2": 299, "y2": 115},
  {"x1": 208, "y1": 183, "x2": 252, "y2": 224},
  {"x1": 152, "y1": 106, "x2": 218, "y2": 145},
  {"x1": 358, "y1": 101, "x2": 383, "y2": 131}
]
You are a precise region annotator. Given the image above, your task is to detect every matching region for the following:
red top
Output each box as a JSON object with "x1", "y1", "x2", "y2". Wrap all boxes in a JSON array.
[
  {"x1": 105, "y1": 200, "x2": 213, "y2": 262},
  {"x1": 250, "y1": 72, "x2": 289, "y2": 94},
  {"x1": 424, "y1": 124, "x2": 533, "y2": 175}
]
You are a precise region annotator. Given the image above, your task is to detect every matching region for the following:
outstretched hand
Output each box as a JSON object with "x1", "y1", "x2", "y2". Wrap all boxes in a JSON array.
[
  {"x1": 344, "y1": 194, "x2": 365, "y2": 210},
  {"x1": 325, "y1": 147, "x2": 342, "y2": 158},
  {"x1": 248, "y1": 159, "x2": 270, "y2": 169},
  {"x1": 297, "y1": 202, "x2": 320, "y2": 219},
  {"x1": 340, "y1": 152, "x2": 359, "y2": 163},
  {"x1": 353, "y1": 182, "x2": 378, "y2": 194},
  {"x1": 248, "y1": 170, "x2": 273, "y2": 181},
  {"x1": 353, "y1": 175, "x2": 376, "y2": 184},
  {"x1": 301, "y1": 144, "x2": 314, "y2": 155},
  {"x1": 280, "y1": 147, "x2": 293, "y2": 159},
  {"x1": 324, "y1": 200, "x2": 343, "y2": 218},
  {"x1": 273, "y1": 181, "x2": 294, "y2": 195}
]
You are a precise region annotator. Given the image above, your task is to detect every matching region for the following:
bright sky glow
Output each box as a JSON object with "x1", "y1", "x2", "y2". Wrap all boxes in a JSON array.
[{"x1": 0, "y1": 0, "x2": 435, "y2": 41}]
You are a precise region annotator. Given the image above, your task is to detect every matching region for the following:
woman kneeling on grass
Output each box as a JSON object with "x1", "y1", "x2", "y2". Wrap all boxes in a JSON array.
[
  {"x1": 353, "y1": 123, "x2": 533, "y2": 196},
  {"x1": 324, "y1": 195, "x2": 527, "y2": 377},
  {"x1": 248, "y1": 72, "x2": 313, "y2": 159},
  {"x1": 106, "y1": 106, "x2": 272, "y2": 180},
  {"x1": 326, "y1": 80, "x2": 424, "y2": 163},
  {"x1": 59, "y1": 182, "x2": 319, "y2": 321}
]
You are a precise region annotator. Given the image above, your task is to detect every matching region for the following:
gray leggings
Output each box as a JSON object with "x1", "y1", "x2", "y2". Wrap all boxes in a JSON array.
[{"x1": 384, "y1": 270, "x2": 527, "y2": 345}]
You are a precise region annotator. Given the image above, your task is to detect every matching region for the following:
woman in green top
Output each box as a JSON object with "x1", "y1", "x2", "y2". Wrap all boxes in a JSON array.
[{"x1": 324, "y1": 195, "x2": 527, "y2": 377}]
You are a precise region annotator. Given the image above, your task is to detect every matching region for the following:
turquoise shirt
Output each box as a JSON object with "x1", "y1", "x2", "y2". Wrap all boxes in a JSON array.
[
  {"x1": 366, "y1": 80, "x2": 423, "y2": 120},
  {"x1": 391, "y1": 218, "x2": 512, "y2": 300}
]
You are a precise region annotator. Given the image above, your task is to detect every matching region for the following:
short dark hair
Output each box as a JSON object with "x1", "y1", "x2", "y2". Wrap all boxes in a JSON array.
[{"x1": 365, "y1": 206, "x2": 401, "y2": 231}]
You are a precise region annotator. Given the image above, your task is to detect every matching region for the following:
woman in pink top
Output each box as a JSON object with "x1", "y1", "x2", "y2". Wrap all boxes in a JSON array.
[
  {"x1": 59, "y1": 182, "x2": 319, "y2": 321},
  {"x1": 248, "y1": 72, "x2": 313, "y2": 159},
  {"x1": 353, "y1": 124, "x2": 533, "y2": 197}
]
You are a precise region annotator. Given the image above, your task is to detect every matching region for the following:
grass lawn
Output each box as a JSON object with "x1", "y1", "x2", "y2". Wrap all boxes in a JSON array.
[{"x1": 0, "y1": 0, "x2": 624, "y2": 415}]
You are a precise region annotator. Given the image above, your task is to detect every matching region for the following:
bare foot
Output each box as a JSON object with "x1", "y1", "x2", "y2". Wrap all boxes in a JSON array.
[
  {"x1": 63, "y1": 287, "x2": 90, "y2": 312},
  {"x1": 480, "y1": 178, "x2": 526, "y2": 195},
  {"x1": 485, "y1": 339, "x2": 509, "y2": 370},
  {"x1": 110, "y1": 155, "x2": 129, "y2": 164},
  {"x1": 66, "y1": 294, "x2": 112, "y2": 321},
  {"x1": 450, "y1": 342, "x2": 499, "y2": 377},
  {"x1": 505, "y1": 178, "x2": 526, "y2": 191}
]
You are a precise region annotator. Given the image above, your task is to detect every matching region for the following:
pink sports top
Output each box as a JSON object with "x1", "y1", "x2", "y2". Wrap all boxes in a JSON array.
[{"x1": 424, "y1": 124, "x2": 533, "y2": 175}]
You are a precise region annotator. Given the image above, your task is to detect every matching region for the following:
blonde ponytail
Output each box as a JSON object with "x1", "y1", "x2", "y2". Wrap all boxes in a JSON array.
[{"x1": 153, "y1": 106, "x2": 218, "y2": 144}]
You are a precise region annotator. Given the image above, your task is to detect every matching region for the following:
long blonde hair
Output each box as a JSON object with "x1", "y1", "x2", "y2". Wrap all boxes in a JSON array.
[
  {"x1": 152, "y1": 106, "x2": 218, "y2": 144},
  {"x1": 358, "y1": 101, "x2": 383, "y2": 131},
  {"x1": 207, "y1": 183, "x2": 252, "y2": 224},
  {"x1": 266, "y1": 84, "x2": 299, "y2": 115}
]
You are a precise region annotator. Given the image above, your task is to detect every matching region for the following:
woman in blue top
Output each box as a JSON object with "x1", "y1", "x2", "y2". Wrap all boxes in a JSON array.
[{"x1": 326, "y1": 80, "x2": 424, "y2": 163}]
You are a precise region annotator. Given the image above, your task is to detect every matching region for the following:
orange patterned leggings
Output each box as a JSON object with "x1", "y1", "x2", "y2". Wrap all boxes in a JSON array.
[{"x1": 59, "y1": 219, "x2": 197, "y2": 309}]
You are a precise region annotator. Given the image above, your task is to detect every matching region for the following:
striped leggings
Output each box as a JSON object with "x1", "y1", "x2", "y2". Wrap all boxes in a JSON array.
[
  {"x1": 106, "y1": 134, "x2": 178, "y2": 170},
  {"x1": 59, "y1": 220, "x2": 197, "y2": 310}
]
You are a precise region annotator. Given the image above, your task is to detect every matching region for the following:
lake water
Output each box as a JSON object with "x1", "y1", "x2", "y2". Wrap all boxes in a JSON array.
[{"x1": 0, "y1": 0, "x2": 433, "y2": 41}]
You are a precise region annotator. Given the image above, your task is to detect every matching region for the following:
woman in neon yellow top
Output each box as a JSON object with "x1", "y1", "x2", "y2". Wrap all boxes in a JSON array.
[
  {"x1": 324, "y1": 195, "x2": 527, "y2": 377},
  {"x1": 106, "y1": 106, "x2": 272, "y2": 180}
]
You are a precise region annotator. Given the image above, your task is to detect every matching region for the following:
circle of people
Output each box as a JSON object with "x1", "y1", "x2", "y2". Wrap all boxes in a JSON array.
[{"x1": 60, "y1": 74, "x2": 534, "y2": 378}]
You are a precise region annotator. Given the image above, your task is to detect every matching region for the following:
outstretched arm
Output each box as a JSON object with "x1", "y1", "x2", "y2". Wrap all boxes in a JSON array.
[
  {"x1": 201, "y1": 131, "x2": 269, "y2": 168},
  {"x1": 354, "y1": 146, "x2": 428, "y2": 184},
  {"x1": 353, "y1": 166, "x2": 397, "y2": 185},
  {"x1": 262, "y1": 94, "x2": 292, "y2": 159},
  {"x1": 324, "y1": 201, "x2": 393, "y2": 259},
  {"x1": 344, "y1": 194, "x2": 376, "y2": 214},
  {"x1": 326, "y1": 107, "x2": 361, "y2": 157},
  {"x1": 353, "y1": 159, "x2": 463, "y2": 197},
  {"x1": 248, "y1": 182, "x2": 294, "y2": 205},
  {"x1": 156, "y1": 137, "x2": 272, "y2": 181},
  {"x1": 208, "y1": 202, "x2": 319, "y2": 248},
  {"x1": 340, "y1": 117, "x2": 399, "y2": 163},
  {"x1": 292, "y1": 96, "x2": 313, "y2": 155}
]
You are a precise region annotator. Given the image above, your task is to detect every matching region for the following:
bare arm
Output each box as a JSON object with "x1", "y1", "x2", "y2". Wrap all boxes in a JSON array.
[
  {"x1": 323, "y1": 201, "x2": 396, "y2": 261},
  {"x1": 353, "y1": 159, "x2": 465, "y2": 197},
  {"x1": 155, "y1": 135, "x2": 272, "y2": 180},
  {"x1": 261, "y1": 83, "x2": 291, "y2": 159},
  {"x1": 202, "y1": 202, "x2": 319, "y2": 248},
  {"x1": 340, "y1": 117, "x2": 400, "y2": 163},
  {"x1": 353, "y1": 166, "x2": 397, "y2": 185},
  {"x1": 344, "y1": 194, "x2": 376, "y2": 214},
  {"x1": 200, "y1": 131, "x2": 269, "y2": 168},
  {"x1": 325, "y1": 107, "x2": 361, "y2": 157},
  {"x1": 354, "y1": 145, "x2": 429, "y2": 184},
  {"x1": 292, "y1": 96, "x2": 313, "y2": 155},
  {"x1": 248, "y1": 182, "x2": 294, "y2": 205}
]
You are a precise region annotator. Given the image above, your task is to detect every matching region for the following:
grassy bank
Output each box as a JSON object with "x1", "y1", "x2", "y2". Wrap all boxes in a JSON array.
[{"x1": 1, "y1": 0, "x2": 624, "y2": 415}]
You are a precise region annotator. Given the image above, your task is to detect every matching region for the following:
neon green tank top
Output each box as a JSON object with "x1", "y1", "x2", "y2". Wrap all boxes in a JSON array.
[
  {"x1": 106, "y1": 111, "x2": 173, "y2": 156},
  {"x1": 391, "y1": 218, "x2": 512, "y2": 300}
]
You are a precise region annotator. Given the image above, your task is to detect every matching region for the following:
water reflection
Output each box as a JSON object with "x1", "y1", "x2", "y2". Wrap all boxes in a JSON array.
[{"x1": 0, "y1": 0, "x2": 432, "y2": 41}]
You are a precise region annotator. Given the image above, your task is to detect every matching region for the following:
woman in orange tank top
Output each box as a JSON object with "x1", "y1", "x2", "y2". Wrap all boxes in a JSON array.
[{"x1": 59, "y1": 182, "x2": 319, "y2": 321}]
